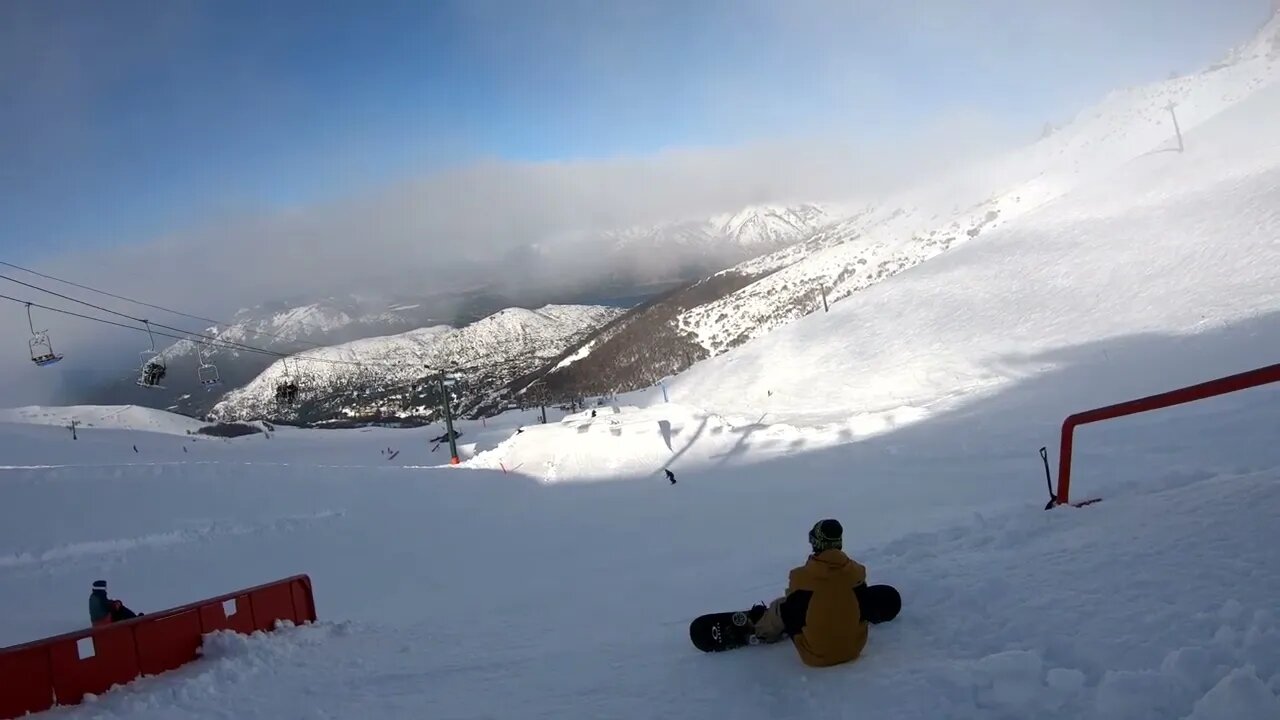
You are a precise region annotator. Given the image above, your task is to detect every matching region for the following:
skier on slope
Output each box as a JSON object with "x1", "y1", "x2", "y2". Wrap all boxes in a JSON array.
[{"x1": 746, "y1": 519, "x2": 897, "y2": 667}]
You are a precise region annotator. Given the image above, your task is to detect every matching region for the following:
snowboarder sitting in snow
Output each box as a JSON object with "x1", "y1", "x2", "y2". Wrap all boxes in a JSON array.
[
  {"x1": 89, "y1": 580, "x2": 140, "y2": 626},
  {"x1": 747, "y1": 519, "x2": 894, "y2": 667}
]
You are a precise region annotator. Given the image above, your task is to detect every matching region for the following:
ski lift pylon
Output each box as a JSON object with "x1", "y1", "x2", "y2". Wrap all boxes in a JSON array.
[{"x1": 25, "y1": 304, "x2": 63, "y2": 367}]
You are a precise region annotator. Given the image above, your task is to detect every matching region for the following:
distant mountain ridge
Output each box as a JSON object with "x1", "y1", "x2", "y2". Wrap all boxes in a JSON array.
[
  {"x1": 78, "y1": 202, "x2": 831, "y2": 418},
  {"x1": 534, "y1": 203, "x2": 835, "y2": 288},
  {"x1": 84, "y1": 294, "x2": 455, "y2": 417},
  {"x1": 207, "y1": 304, "x2": 624, "y2": 426}
]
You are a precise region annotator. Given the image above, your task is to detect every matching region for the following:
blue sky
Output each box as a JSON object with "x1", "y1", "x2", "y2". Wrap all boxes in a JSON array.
[{"x1": 0, "y1": 0, "x2": 1273, "y2": 263}]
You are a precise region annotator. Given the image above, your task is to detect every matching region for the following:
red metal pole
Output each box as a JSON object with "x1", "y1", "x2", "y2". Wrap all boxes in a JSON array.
[
  {"x1": 1056, "y1": 420, "x2": 1076, "y2": 506},
  {"x1": 1054, "y1": 362, "x2": 1280, "y2": 506}
]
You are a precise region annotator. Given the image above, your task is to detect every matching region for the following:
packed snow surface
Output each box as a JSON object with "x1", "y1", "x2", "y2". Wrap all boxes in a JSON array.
[{"x1": 2, "y1": 360, "x2": 1278, "y2": 719}]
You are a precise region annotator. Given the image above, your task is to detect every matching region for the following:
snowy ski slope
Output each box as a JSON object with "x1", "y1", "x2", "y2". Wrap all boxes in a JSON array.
[
  {"x1": 0, "y1": 405, "x2": 207, "y2": 436},
  {"x1": 669, "y1": 76, "x2": 1280, "y2": 433},
  {"x1": 676, "y1": 13, "x2": 1279, "y2": 355},
  {"x1": 3, "y1": 15, "x2": 1280, "y2": 720},
  {"x1": 2, "y1": 367, "x2": 1278, "y2": 719}
]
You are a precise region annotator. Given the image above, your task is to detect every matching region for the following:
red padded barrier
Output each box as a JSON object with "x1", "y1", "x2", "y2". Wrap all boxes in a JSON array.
[
  {"x1": 291, "y1": 581, "x2": 313, "y2": 623},
  {"x1": 48, "y1": 624, "x2": 140, "y2": 706},
  {"x1": 249, "y1": 582, "x2": 297, "y2": 632},
  {"x1": 134, "y1": 609, "x2": 202, "y2": 676},
  {"x1": 0, "y1": 574, "x2": 315, "y2": 719},
  {"x1": 0, "y1": 646, "x2": 53, "y2": 717},
  {"x1": 199, "y1": 593, "x2": 255, "y2": 635}
]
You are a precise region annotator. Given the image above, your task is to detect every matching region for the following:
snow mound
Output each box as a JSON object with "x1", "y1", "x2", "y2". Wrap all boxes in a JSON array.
[{"x1": 465, "y1": 401, "x2": 931, "y2": 482}]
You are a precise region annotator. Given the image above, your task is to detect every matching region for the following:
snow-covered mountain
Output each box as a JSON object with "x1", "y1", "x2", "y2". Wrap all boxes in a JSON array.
[
  {"x1": 529, "y1": 203, "x2": 834, "y2": 288},
  {"x1": 602, "y1": 203, "x2": 831, "y2": 255},
  {"x1": 522, "y1": 13, "x2": 1280, "y2": 400},
  {"x1": 709, "y1": 203, "x2": 831, "y2": 248},
  {"x1": 677, "y1": 14, "x2": 1280, "y2": 353},
  {"x1": 78, "y1": 202, "x2": 827, "y2": 419},
  {"x1": 207, "y1": 304, "x2": 623, "y2": 425},
  {"x1": 670, "y1": 61, "x2": 1280, "y2": 428},
  {"x1": 84, "y1": 295, "x2": 457, "y2": 417}
]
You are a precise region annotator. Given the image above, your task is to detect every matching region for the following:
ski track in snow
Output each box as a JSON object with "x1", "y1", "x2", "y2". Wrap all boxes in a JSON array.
[{"x1": 0, "y1": 511, "x2": 343, "y2": 570}]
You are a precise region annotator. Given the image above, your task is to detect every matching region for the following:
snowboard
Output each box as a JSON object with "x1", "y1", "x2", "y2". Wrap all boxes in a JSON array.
[
  {"x1": 856, "y1": 583, "x2": 902, "y2": 625},
  {"x1": 689, "y1": 609, "x2": 760, "y2": 652},
  {"x1": 689, "y1": 584, "x2": 901, "y2": 653}
]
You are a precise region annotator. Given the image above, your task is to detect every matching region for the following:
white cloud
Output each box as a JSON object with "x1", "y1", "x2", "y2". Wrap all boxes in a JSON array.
[{"x1": 0, "y1": 109, "x2": 1010, "y2": 406}]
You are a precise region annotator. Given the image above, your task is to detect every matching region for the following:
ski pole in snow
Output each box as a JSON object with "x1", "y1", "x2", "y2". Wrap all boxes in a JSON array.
[{"x1": 1039, "y1": 446, "x2": 1057, "y2": 510}]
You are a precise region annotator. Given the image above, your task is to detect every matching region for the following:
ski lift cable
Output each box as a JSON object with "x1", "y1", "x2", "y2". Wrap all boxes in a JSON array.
[
  {"x1": 0, "y1": 272, "x2": 280, "y2": 356},
  {"x1": 0, "y1": 269, "x2": 507, "y2": 377},
  {"x1": 0, "y1": 273, "x2": 491, "y2": 374},
  {"x1": 0, "y1": 275, "x2": 436, "y2": 372},
  {"x1": 0, "y1": 260, "x2": 336, "y2": 351},
  {"x1": 1, "y1": 292, "x2": 496, "y2": 377},
  {"x1": 0, "y1": 266, "x2": 504, "y2": 379},
  {"x1": 8, "y1": 296, "x2": 496, "y2": 415},
  {"x1": 0, "y1": 293, "x2": 287, "y2": 356}
]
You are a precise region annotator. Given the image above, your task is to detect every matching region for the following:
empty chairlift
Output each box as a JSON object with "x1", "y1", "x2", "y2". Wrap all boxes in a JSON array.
[
  {"x1": 197, "y1": 345, "x2": 221, "y2": 387},
  {"x1": 25, "y1": 304, "x2": 63, "y2": 367}
]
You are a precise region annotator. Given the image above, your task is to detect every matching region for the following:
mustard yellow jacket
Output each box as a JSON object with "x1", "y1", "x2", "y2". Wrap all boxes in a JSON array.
[{"x1": 786, "y1": 549, "x2": 868, "y2": 667}]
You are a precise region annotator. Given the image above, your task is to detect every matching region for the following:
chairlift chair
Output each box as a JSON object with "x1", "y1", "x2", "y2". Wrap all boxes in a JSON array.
[
  {"x1": 198, "y1": 361, "x2": 221, "y2": 386},
  {"x1": 276, "y1": 380, "x2": 299, "y2": 404},
  {"x1": 197, "y1": 345, "x2": 221, "y2": 387},
  {"x1": 137, "y1": 353, "x2": 167, "y2": 388},
  {"x1": 30, "y1": 334, "x2": 63, "y2": 366},
  {"x1": 26, "y1": 304, "x2": 63, "y2": 366},
  {"x1": 275, "y1": 359, "x2": 300, "y2": 404},
  {"x1": 135, "y1": 321, "x2": 166, "y2": 389}
]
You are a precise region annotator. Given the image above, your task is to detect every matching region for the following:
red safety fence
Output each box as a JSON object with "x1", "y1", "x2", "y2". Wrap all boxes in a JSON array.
[
  {"x1": 1054, "y1": 362, "x2": 1280, "y2": 507},
  {"x1": 0, "y1": 574, "x2": 316, "y2": 719}
]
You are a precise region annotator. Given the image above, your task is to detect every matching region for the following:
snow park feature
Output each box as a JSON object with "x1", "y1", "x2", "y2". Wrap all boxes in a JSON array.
[
  {"x1": 0, "y1": 575, "x2": 316, "y2": 719},
  {"x1": 1, "y1": 13, "x2": 1279, "y2": 720},
  {"x1": 1050, "y1": 361, "x2": 1280, "y2": 508}
]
